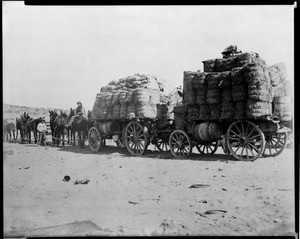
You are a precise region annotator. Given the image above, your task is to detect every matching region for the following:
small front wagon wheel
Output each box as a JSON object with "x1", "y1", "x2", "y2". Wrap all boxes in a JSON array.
[
  {"x1": 125, "y1": 121, "x2": 147, "y2": 156},
  {"x1": 169, "y1": 130, "x2": 192, "y2": 158},
  {"x1": 196, "y1": 140, "x2": 219, "y2": 154},
  {"x1": 226, "y1": 120, "x2": 265, "y2": 161},
  {"x1": 262, "y1": 132, "x2": 287, "y2": 157},
  {"x1": 88, "y1": 127, "x2": 102, "y2": 152},
  {"x1": 155, "y1": 138, "x2": 170, "y2": 152}
]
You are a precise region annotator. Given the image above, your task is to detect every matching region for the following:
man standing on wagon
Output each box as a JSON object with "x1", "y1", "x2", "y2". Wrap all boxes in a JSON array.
[{"x1": 65, "y1": 101, "x2": 87, "y2": 127}]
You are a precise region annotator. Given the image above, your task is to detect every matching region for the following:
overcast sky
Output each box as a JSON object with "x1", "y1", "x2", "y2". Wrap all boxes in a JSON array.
[{"x1": 3, "y1": 3, "x2": 295, "y2": 110}]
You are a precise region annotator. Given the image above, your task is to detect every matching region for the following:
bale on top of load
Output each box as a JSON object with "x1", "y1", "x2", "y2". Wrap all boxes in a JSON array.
[
  {"x1": 181, "y1": 45, "x2": 292, "y2": 122},
  {"x1": 92, "y1": 73, "x2": 168, "y2": 120}
]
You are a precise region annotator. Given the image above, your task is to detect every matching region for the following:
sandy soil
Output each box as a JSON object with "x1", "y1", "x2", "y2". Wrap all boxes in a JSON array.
[{"x1": 3, "y1": 140, "x2": 296, "y2": 236}]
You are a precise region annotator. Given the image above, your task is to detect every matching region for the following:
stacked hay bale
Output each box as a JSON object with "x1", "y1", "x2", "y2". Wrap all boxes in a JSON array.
[
  {"x1": 181, "y1": 48, "x2": 291, "y2": 123},
  {"x1": 183, "y1": 71, "x2": 199, "y2": 122},
  {"x1": 206, "y1": 73, "x2": 222, "y2": 119},
  {"x1": 194, "y1": 71, "x2": 210, "y2": 120},
  {"x1": 219, "y1": 71, "x2": 234, "y2": 119},
  {"x1": 244, "y1": 63, "x2": 274, "y2": 119},
  {"x1": 269, "y1": 63, "x2": 293, "y2": 121},
  {"x1": 231, "y1": 67, "x2": 247, "y2": 119},
  {"x1": 92, "y1": 73, "x2": 167, "y2": 120}
]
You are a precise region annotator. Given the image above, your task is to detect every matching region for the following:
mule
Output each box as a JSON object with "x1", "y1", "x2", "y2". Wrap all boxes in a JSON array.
[
  {"x1": 51, "y1": 110, "x2": 68, "y2": 147},
  {"x1": 24, "y1": 117, "x2": 44, "y2": 144},
  {"x1": 3, "y1": 119, "x2": 8, "y2": 141},
  {"x1": 3, "y1": 121, "x2": 16, "y2": 141},
  {"x1": 67, "y1": 108, "x2": 88, "y2": 148},
  {"x1": 19, "y1": 112, "x2": 31, "y2": 143},
  {"x1": 16, "y1": 118, "x2": 23, "y2": 140},
  {"x1": 49, "y1": 110, "x2": 58, "y2": 144}
]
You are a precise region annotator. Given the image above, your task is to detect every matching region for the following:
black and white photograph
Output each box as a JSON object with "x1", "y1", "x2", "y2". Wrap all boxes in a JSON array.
[{"x1": 3, "y1": 2, "x2": 296, "y2": 237}]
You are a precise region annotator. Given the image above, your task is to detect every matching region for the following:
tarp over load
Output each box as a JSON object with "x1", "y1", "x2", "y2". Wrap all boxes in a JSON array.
[
  {"x1": 92, "y1": 73, "x2": 170, "y2": 120},
  {"x1": 183, "y1": 45, "x2": 293, "y2": 122}
]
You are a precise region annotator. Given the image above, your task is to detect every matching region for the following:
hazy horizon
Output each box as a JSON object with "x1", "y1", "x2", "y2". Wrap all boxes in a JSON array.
[{"x1": 3, "y1": 3, "x2": 295, "y2": 110}]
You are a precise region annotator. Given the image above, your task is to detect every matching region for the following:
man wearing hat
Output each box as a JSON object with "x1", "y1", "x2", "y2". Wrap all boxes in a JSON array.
[
  {"x1": 65, "y1": 101, "x2": 86, "y2": 127},
  {"x1": 37, "y1": 118, "x2": 47, "y2": 146},
  {"x1": 221, "y1": 45, "x2": 242, "y2": 58}
]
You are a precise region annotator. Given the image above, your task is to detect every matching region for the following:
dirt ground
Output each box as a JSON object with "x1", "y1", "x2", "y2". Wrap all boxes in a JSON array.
[{"x1": 3, "y1": 140, "x2": 296, "y2": 237}]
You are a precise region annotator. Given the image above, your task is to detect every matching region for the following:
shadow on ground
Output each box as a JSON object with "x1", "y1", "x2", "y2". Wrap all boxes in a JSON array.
[{"x1": 56, "y1": 143, "x2": 236, "y2": 162}]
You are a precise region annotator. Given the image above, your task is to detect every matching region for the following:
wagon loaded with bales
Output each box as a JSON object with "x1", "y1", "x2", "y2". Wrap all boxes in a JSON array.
[
  {"x1": 88, "y1": 46, "x2": 293, "y2": 161},
  {"x1": 170, "y1": 46, "x2": 293, "y2": 161},
  {"x1": 88, "y1": 74, "x2": 176, "y2": 155}
]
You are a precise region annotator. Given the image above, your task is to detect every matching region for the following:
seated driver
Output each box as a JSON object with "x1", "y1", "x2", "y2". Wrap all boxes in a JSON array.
[{"x1": 66, "y1": 101, "x2": 86, "y2": 127}]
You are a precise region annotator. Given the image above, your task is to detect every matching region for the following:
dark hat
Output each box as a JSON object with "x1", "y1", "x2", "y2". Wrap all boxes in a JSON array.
[{"x1": 77, "y1": 101, "x2": 82, "y2": 104}]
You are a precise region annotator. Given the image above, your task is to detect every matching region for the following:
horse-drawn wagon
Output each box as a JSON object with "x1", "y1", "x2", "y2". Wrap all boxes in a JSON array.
[
  {"x1": 87, "y1": 47, "x2": 293, "y2": 161},
  {"x1": 87, "y1": 73, "x2": 176, "y2": 155},
  {"x1": 168, "y1": 47, "x2": 293, "y2": 161},
  {"x1": 168, "y1": 105, "x2": 291, "y2": 161},
  {"x1": 88, "y1": 115, "x2": 174, "y2": 155}
]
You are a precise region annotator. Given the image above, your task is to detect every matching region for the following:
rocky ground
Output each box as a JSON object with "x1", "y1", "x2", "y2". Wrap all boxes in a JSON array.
[{"x1": 3, "y1": 140, "x2": 296, "y2": 237}]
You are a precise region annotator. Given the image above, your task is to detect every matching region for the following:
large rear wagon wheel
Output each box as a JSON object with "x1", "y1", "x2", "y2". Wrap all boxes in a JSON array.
[
  {"x1": 125, "y1": 121, "x2": 147, "y2": 156},
  {"x1": 262, "y1": 132, "x2": 287, "y2": 157},
  {"x1": 169, "y1": 130, "x2": 192, "y2": 158},
  {"x1": 88, "y1": 127, "x2": 102, "y2": 152},
  {"x1": 196, "y1": 140, "x2": 219, "y2": 154},
  {"x1": 226, "y1": 120, "x2": 265, "y2": 161}
]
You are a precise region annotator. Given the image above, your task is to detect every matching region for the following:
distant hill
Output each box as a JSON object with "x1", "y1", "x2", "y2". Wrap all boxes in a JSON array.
[{"x1": 3, "y1": 104, "x2": 68, "y2": 123}]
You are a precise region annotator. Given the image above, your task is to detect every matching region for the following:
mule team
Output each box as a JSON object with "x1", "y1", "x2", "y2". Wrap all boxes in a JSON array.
[{"x1": 3, "y1": 101, "x2": 92, "y2": 147}]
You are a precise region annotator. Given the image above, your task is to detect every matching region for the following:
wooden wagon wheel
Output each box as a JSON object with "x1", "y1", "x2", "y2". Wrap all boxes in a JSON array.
[
  {"x1": 155, "y1": 137, "x2": 170, "y2": 152},
  {"x1": 124, "y1": 121, "x2": 147, "y2": 156},
  {"x1": 262, "y1": 132, "x2": 288, "y2": 157},
  {"x1": 88, "y1": 127, "x2": 102, "y2": 152},
  {"x1": 226, "y1": 120, "x2": 265, "y2": 161},
  {"x1": 196, "y1": 140, "x2": 219, "y2": 154},
  {"x1": 169, "y1": 130, "x2": 192, "y2": 158}
]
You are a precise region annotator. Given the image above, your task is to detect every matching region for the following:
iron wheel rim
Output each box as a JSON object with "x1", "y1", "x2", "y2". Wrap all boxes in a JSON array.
[
  {"x1": 196, "y1": 140, "x2": 219, "y2": 154},
  {"x1": 169, "y1": 130, "x2": 192, "y2": 158},
  {"x1": 226, "y1": 120, "x2": 265, "y2": 161},
  {"x1": 155, "y1": 138, "x2": 170, "y2": 152},
  {"x1": 262, "y1": 132, "x2": 287, "y2": 157},
  {"x1": 88, "y1": 127, "x2": 101, "y2": 152},
  {"x1": 124, "y1": 121, "x2": 147, "y2": 156}
]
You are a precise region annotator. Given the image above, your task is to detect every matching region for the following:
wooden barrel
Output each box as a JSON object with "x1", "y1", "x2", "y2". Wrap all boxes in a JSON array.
[
  {"x1": 208, "y1": 122, "x2": 223, "y2": 139},
  {"x1": 99, "y1": 121, "x2": 120, "y2": 135},
  {"x1": 194, "y1": 122, "x2": 222, "y2": 141},
  {"x1": 194, "y1": 122, "x2": 210, "y2": 141}
]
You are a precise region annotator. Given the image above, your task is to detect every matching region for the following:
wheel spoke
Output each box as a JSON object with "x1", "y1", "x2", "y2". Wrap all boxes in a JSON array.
[
  {"x1": 248, "y1": 142, "x2": 259, "y2": 153},
  {"x1": 234, "y1": 123, "x2": 242, "y2": 135},
  {"x1": 245, "y1": 145, "x2": 249, "y2": 160},
  {"x1": 247, "y1": 144, "x2": 255, "y2": 156},
  {"x1": 229, "y1": 137, "x2": 240, "y2": 141},
  {"x1": 240, "y1": 145, "x2": 245, "y2": 156},
  {"x1": 241, "y1": 122, "x2": 245, "y2": 136},
  {"x1": 246, "y1": 127, "x2": 255, "y2": 138},
  {"x1": 234, "y1": 143, "x2": 242, "y2": 154},
  {"x1": 248, "y1": 134, "x2": 260, "y2": 140},
  {"x1": 245, "y1": 122, "x2": 250, "y2": 136},
  {"x1": 230, "y1": 129, "x2": 240, "y2": 138}
]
